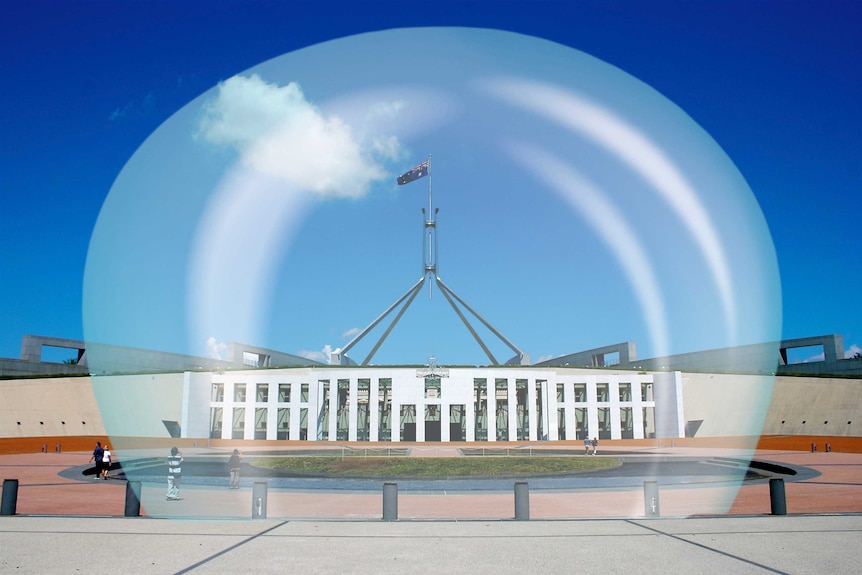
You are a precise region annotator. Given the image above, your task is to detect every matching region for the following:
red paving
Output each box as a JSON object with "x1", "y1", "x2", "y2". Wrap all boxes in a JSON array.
[{"x1": 2, "y1": 447, "x2": 861, "y2": 519}]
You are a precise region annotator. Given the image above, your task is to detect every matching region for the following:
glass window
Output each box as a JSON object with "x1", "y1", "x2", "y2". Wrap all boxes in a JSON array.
[
  {"x1": 474, "y1": 378, "x2": 488, "y2": 441},
  {"x1": 301, "y1": 383, "x2": 309, "y2": 402},
  {"x1": 620, "y1": 407, "x2": 633, "y2": 439},
  {"x1": 234, "y1": 384, "x2": 246, "y2": 403},
  {"x1": 495, "y1": 379, "x2": 509, "y2": 441},
  {"x1": 318, "y1": 381, "x2": 329, "y2": 440},
  {"x1": 336, "y1": 379, "x2": 349, "y2": 441},
  {"x1": 378, "y1": 378, "x2": 392, "y2": 441},
  {"x1": 619, "y1": 383, "x2": 632, "y2": 402},
  {"x1": 277, "y1": 407, "x2": 290, "y2": 440},
  {"x1": 450, "y1": 405, "x2": 466, "y2": 441},
  {"x1": 641, "y1": 382, "x2": 653, "y2": 402},
  {"x1": 210, "y1": 407, "x2": 223, "y2": 439},
  {"x1": 425, "y1": 376, "x2": 441, "y2": 399},
  {"x1": 254, "y1": 407, "x2": 267, "y2": 439},
  {"x1": 596, "y1": 383, "x2": 609, "y2": 402},
  {"x1": 256, "y1": 383, "x2": 269, "y2": 403},
  {"x1": 212, "y1": 383, "x2": 224, "y2": 402},
  {"x1": 598, "y1": 407, "x2": 611, "y2": 439},
  {"x1": 278, "y1": 383, "x2": 291, "y2": 403},
  {"x1": 357, "y1": 379, "x2": 370, "y2": 441},
  {"x1": 575, "y1": 407, "x2": 587, "y2": 440},
  {"x1": 574, "y1": 383, "x2": 586, "y2": 402},
  {"x1": 556, "y1": 383, "x2": 565, "y2": 403},
  {"x1": 232, "y1": 407, "x2": 245, "y2": 439},
  {"x1": 400, "y1": 404, "x2": 416, "y2": 442},
  {"x1": 299, "y1": 407, "x2": 308, "y2": 440},
  {"x1": 516, "y1": 379, "x2": 529, "y2": 440}
]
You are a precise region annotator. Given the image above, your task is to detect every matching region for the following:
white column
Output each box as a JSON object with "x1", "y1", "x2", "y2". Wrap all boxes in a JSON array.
[
  {"x1": 587, "y1": 376, "x2": 599, "y2": 442},
  {"x1": 328, "y1": 382, "x2": 337, "y2": 441},
  {"x1": 527, "y1": 378, "x2": 537, "y2": 441},
  {"x1": 441, "y1": 403, "x2": 450, "y2": 442},
  {"x1": 507, "y1": 378, "x2": 516, "y2": 441},
  {"x1": 348, "y1": 378, "x2": 358, "y2": 442},
  {"x1": 487, "y1": 378, "x2": 497, "y2": 442},
  {"x1": 370, "y1": 379, "x2": 379, "y2": 442},
  {"x1": 610, "y1": 376, "x2": 621, "y2": 440},
  {"x1": 391, "y1": 399, "x2": 401, "y2": 443},
  {"x1": 267, "y1": 382, "x2": 277, "y2": 440}
]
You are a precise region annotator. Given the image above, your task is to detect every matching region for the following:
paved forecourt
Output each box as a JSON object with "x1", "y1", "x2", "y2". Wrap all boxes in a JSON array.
[{"x1": 2, "y1": 514, "x2": 861, "y2": 574}]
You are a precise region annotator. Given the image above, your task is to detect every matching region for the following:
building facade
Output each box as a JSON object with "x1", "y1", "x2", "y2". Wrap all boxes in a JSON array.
[{"x1": 186, "y1": 366, "x2": 678, "y2": 443}]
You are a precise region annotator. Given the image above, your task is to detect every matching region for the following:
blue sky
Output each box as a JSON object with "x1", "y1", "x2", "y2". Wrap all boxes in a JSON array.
[{"x1": 1, "y1": 1, "x2": 860, "y2": 367}]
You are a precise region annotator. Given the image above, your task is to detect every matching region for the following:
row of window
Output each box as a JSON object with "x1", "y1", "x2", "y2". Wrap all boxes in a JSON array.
[
  {"x1": 211, "y1": 404, "x2": 656, "y2": 442},
  {"x1": 212, "y1": 382, "x2": 310, "y2": 403},
  {"x1": 212, "y1": 380, "x2": 654, "y2": 404}
]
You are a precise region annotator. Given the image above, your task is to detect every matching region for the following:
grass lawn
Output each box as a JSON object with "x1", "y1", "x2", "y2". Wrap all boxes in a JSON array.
[{"x1": 254, "y1": 456, "x2": 620, "y2": 477}]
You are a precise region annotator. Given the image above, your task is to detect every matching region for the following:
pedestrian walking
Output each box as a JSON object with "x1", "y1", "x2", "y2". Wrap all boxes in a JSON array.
[
  {"x1": 591, "y1": 437, "x2": 598, "y2": 456},
  {"x1": 584, "y1": 436, "x2": 590, "y2": 455},
  {"x1": 90, "y1": 442, "x2": 104, "y2": 479},
  {"x1": 101, "y1": 444, "x2": 112, "y2": 479},
  {"x1": 166, "y1": 446, "x2": 183, "y2": 500},
  {"x1": 228, "y1": 449, "x2": 242, "y2": 489}
]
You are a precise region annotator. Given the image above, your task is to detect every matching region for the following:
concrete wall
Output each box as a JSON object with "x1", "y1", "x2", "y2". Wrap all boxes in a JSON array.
[
  {"x1": 762, "y1": 376, "x2": 862, "y2": 437},
  {"x1": 0, "y1": 376, "x2": 105, "y2": 437},
  {"x1": 680, "y1": 372, "x2": 775, "y2": 438}
]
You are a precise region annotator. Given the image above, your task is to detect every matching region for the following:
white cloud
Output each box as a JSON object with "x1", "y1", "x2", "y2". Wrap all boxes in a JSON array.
[
  {"x1": 535, "y1": 354, "x2": 555, "y2": 363},
  {"x1": 197, "y1": 74, "x2": 397, "y2": 199},
  {"x1": 206, "y1": 337, "x2": 227, "y2": 360},
  {"x1": 846, "y1": 344, "x2": 862, "y2": 359},
  {"x1": 296, "y1": 344, "x2": 333, "y2": 364},
  {"x1": 802, "y1": 352, "x2": 825, "y2": 363},
  {"x1": 342, "y1": 327, "x2": 362, "y2": 340}
]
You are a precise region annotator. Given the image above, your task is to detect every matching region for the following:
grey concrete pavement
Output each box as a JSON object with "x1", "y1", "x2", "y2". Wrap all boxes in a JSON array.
[{"x1": 1, "y1": 514, "x2": 860, "y2": 574}]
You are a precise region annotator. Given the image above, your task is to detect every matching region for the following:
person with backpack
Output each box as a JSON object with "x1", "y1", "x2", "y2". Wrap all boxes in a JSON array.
[{"x1": 90, "y1": 442, "x2": 104, "y2": 479}]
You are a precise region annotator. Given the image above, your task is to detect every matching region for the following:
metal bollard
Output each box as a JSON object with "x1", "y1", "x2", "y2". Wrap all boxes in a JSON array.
[
  {"x1": 252, "y1": 482, "x2": 268, "y2": 519},
  {"x1": 383, "y1": 482, "x2": 398, "y2": 521},
  {"x1": 811, "y1": 442, "x2": 817, "y2": 452},
  {"x1": 826, "y1": 443, "x2": 831, "y2": 452},
  {"x1": 55, "y1": 443, "x2": 61, "y2": 453},
  {"x1": 769, "y1": 478, "x2": 787, "y2": 515},
  {"x1": 1, "y1": 479, "x2": 18, "y2": 515},
  {"x1": 124, "y1": 481, "x2": 141, "y2": 517},
  {"x1": 644, "y1": 481, "x2": 660, "y2": 517},
  {"x1": 514, "y1": 481, "x2": 530, "y2": 520}
]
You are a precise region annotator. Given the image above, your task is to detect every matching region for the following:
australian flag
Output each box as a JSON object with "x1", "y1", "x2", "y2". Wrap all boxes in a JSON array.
[{"x1": 397, "y1": 159, "x2": 430, "y2": 185}]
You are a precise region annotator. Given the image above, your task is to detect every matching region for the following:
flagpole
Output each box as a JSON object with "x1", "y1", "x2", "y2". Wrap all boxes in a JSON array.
[{"x1": 427, "y1": 154, "x2": 433, "y2": 299}]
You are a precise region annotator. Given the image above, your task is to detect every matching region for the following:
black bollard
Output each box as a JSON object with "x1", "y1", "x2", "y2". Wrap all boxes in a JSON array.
[
  {"x1": 769, "y1": 478, "x2": 787, "y2": 515},
  {"x1": 514, "y1": 481, "x2": 530, "y2": 520},
  {"x1": 124, "y1": 481, "x2": 141, "y2": 517},
  {"x1": 252, "y1": 482, "x2": 268, "y2": 519},
  {"x1": 811, "y1": 442, "x2": 817, "y2": 452},
  {"x1": 383, "y1": 482, "x2": 398, "y2": 521},
  {"x1": 644, "y1": 481, "x2": 661, "y2": 517},
  {"x1": 1, "y1": 479, "x2": 18, "y2": 515},
  {"x1": 826, "y1": 443, "x2": 831, "y2": 452}
]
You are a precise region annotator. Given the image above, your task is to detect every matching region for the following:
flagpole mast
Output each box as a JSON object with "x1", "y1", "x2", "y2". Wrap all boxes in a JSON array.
[{"x1": 427, "y1": 154, "x2": 434, "y2": 299}]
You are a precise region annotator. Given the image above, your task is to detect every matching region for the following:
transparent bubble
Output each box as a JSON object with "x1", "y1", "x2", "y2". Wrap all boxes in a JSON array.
[{"x1": 84, "y1": 28, "x2": 781, "y2": 518}]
